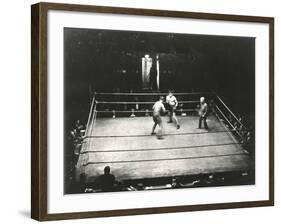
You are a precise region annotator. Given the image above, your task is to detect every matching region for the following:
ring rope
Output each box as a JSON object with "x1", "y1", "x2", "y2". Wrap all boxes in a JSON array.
[
  {"x1": 85, "y1": 94, "x2": 96, "y2": 136},
  {"x1": 95, "y1": 109, "x2": 196, "y2": 113},
  {"x1": 85, "y1": 129, "x2": 238, "y2": 139},
  {"x1": 215, "y1": 95, "x2": 247, "y2": 130},
  {"x1": 88, "y1": 104, "x2": 98, "y2": 138},
  {"x1": 83, "y1": 152, "x2": 247, "y2": 166},
  {"x1": 215, "y1": 105, "x2": 245, "y2": 141},
  {"x1": 80, "y1": 142, "x2": 243, "y2": 154},
  {"x1": 96, "y1": 100, "x2": 199, "y2": 104},
  {"x1": 95, "y1": 92, "x2": 210, "y2": 96}
]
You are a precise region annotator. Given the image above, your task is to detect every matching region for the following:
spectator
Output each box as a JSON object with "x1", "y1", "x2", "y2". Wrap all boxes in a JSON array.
[
  {"x1": 209, "y1": 99, "x2": 215, "y2": 115},
  {"x1": 96, "y1": 166, "x2": 117, "y2": 192},
  {"x1": 77, "y1": 173, "x2": 87, "y2": 193},
  {"x1": 74, "y1": 120, "x2": 84, "y2": 136}
]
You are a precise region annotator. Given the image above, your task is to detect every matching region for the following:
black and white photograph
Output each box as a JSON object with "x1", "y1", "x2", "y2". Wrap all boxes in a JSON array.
[{"x1": 63, "y1": 27, "x2": 255, "y2": 194}]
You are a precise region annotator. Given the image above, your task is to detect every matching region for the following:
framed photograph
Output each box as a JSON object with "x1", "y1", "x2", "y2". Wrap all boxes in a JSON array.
[{"x1": 31, "y1": 2, "x2": 274, "y2": 221}]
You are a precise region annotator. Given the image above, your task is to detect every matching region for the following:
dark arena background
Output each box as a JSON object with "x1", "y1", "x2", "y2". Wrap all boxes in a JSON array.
[{"x1": 64, "y1": 27, "x2": 255, "y2": 194}]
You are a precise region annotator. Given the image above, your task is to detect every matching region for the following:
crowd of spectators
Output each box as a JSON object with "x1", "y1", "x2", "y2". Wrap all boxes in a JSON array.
[
  {"x1": 64, "y1": 120, "x2": 86, "y2": 193},
  {"x1": 69, "y1": 120, "x2": 86, "y2": 158},
  {"x1": 80, "y1": 166, "x2": 251, "y2": 193}
]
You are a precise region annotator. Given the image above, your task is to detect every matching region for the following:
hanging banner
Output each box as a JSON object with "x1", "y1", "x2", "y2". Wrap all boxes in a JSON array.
[{"x1": 142, "y1": 54, "x2": 152, "y2": 89}]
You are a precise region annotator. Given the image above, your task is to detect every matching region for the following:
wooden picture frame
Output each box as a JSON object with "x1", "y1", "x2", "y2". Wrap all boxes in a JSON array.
[{"x1": 31, "y1": 2, "x2": 274, "y2": 221}]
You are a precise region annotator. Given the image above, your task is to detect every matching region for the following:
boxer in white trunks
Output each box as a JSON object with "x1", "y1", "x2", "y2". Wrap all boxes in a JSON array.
[{"x1": 166, "y1": 90, "x2": 180, "y2": 129}]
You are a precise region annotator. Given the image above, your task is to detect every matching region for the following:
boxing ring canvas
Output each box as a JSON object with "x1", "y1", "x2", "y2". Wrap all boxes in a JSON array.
[
  {"x1": 77, "y1": 106, "x2": 250, "y2": 184},
  {"x1": 31, "y1": 2, "x2": 274, "y2": 221}
]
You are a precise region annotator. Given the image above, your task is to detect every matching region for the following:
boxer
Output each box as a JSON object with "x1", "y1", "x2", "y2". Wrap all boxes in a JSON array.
[
  {"x1": 151, "y1": 96, "x2": 166, "y2": 139},
  {"x1": 166, "y1": 90, "x2": 180, "y2": 129}
]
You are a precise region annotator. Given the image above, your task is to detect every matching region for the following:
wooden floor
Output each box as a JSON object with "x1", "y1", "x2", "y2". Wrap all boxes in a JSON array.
[{"x1": 76, "y1": 115, "x2": 249, "y2": 183}]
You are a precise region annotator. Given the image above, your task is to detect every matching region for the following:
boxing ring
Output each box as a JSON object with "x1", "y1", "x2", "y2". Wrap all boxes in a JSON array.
[{"x1": 76, "y1": 92, "x2": 251, "y2": 186}]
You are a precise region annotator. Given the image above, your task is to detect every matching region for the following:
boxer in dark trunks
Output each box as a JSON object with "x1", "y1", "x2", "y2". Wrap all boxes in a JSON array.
[{"x1": 151, "y1": 96, "x2": 166, "y2": 139}]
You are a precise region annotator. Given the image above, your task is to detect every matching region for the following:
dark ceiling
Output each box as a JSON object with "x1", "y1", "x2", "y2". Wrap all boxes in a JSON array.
[{"x1": 64, "y1": 27, "x2": 255, "y2": 125}]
